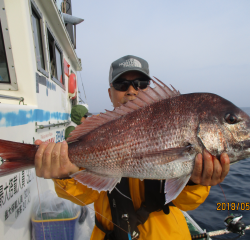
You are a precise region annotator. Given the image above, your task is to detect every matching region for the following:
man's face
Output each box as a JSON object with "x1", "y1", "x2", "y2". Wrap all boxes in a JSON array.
[{"x1": 108, "y1": 71, "x2": 148, "y2": 108}]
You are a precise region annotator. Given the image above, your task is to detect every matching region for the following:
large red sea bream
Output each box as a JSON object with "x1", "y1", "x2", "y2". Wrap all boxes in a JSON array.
[{"x1": 0, "y1": 78, "x2": 250, "y2": 203}]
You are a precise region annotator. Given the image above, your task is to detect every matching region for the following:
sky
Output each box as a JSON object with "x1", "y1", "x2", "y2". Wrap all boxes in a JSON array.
[{"x1": 71, "y1": 0, "x2": 250, "y2": 113}]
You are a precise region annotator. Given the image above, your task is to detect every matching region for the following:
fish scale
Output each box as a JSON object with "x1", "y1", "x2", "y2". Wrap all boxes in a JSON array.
[{"x1": 72, "y1": 115, "x2": 189, "y2": 176}]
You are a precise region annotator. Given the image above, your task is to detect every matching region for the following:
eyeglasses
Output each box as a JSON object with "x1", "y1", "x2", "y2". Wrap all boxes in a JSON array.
[{"x1": 111, "y1": 78, "x2": 150, "y2": 92}]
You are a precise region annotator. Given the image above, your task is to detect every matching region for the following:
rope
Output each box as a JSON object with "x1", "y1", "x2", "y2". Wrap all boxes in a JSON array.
[
  {"x1": 114, "y1": 187, "x2": 132, "y2": 201},
  {"x1": 219, "y1": 183, "x2": 229, "y2": 216},
  {"x1": 77, "y1": 71, "x2": 87, "y2": 104}
]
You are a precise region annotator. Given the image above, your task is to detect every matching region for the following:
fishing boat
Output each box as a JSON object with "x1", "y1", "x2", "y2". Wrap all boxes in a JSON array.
[{"x1": 0, "y1": 0, "x2": 84, "y2": 239}]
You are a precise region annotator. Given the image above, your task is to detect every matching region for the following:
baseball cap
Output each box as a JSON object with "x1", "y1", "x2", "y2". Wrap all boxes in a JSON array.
[
  {"x1": 71, "y1": 105, "x2": 92, "y2": 125},
  {"x1": 109, "y1": 55, "x2": 151, "y2": 84}
]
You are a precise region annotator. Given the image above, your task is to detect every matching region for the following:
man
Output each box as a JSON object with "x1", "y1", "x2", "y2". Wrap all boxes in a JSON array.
[
  {"x1": 65, "y1": 104, "x2": 92, "y2": 140},
  {"x1": 35, "y1": 55, "x2": 230, "y2": 239}
]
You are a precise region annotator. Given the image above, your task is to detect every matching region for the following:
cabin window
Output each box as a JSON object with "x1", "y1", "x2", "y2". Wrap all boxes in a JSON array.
[
  {"x1": 32, "y1": 11, "x2": 45, "y2": 69},
  {"x1": 0, "y1": 22, "x2": 10, "y2": 83},
  {"x1": 55, "y1": 46, "x2": 63, "y2": 84},
  {"x1": 0, "y1": 1, "x2": 18, "y2": 91},
  {"x1": 30, "y1": 0, "x2": 48, "y2": 77},
  {"x1": 47, "y1": 25, "x2": 65, "y2": 88}
]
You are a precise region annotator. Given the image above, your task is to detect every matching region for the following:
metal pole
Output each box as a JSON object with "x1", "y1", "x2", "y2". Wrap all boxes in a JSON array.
[
  {"x1": 74, "y1": 24, "x2": 76, "y2": 49},
  {"x1": 35, "y1": 120, "x2": 71, "y2": 132},
  {"x1": 0, "y1": 94, "x2": 24, "y2": 102}
]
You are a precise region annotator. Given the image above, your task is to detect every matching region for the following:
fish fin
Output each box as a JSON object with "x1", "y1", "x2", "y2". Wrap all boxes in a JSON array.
[
  {"x1": 137, "y1": 89, "x2": 157, "y2": 104},
  {"x1": 67, "y1": 78, "x2": 180, "y2": 143},
  {"x1": 0, "y1": 161, "x2": 34, "y2": 177},
  {"x1": 0, "y1": 139, "x2": 37, "y2": 177},
  {"x1": 152, "y1": 77, "x2": 180, "y2": 99},
  {"x1": 70, "y1": 170, "x2": 121, "y2": 192},
  {"x1": 123, "y1": 101, "x2": 141, "y2": 110},
  {"x1": 164, "y1": 174, "x2": 191, "y2": 204}
]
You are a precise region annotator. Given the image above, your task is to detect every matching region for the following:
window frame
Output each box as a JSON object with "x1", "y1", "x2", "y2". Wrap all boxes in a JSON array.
[
  {"x1": 30, "y1": 0, "x2": 49, "y2": 78},
  {"x1": 0, "y1": 1, "x2": 18, "y2": 90},
  {"x1": 46, "y1": 22, "x2": 65, "y2": 90}
]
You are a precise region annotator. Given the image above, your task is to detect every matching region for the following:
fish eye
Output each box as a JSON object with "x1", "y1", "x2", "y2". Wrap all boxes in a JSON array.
[{"x1": 225, "y1": 113, "x2": 238, "y2": 124}]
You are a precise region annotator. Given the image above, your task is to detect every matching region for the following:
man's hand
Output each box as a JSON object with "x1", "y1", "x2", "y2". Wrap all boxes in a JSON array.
[
  {"x1": 34, "y1": 140, "x2": 79, "y2": 179},
  {"x1": 190, "y1": 149, "x2": 230, "y2": 186}
]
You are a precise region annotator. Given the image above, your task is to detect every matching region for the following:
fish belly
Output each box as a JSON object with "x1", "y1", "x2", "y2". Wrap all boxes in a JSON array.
[{"x1": 121, "y1": 157, "x2": 195, "y2": 180}]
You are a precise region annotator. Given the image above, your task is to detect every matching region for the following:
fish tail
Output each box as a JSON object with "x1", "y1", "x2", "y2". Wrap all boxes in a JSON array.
[{"x1": 0, "y1": 139, "x2": 37, "y2": 177}]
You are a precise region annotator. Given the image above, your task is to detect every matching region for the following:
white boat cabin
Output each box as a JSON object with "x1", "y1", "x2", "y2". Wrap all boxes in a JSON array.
[{"x1": 0, "y1": 0, "x2": 83, "y2": 239}]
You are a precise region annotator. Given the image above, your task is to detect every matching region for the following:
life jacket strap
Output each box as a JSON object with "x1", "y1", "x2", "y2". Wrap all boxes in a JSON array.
[{"x1": 95, "y1": 178, "x2": 175, "y2": 240}]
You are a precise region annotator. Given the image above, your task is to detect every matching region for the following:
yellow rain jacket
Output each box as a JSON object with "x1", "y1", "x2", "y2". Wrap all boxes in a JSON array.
[{"x1": 53, "y1": 176, "x2": 210, "y2": 240}]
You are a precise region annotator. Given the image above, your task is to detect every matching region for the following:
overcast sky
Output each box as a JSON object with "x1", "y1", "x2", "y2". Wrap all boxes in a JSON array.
[{"x1": 72, "y1": 0, "x2": 250, "y2": 113}]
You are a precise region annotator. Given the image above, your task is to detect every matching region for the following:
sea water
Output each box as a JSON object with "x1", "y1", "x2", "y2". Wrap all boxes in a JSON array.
[{"x1": 189, "y1": 107, "x2": 250, "y2": 239}]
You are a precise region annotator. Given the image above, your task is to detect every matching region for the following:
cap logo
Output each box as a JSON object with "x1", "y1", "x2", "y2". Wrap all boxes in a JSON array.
[{"x1": 119, "y1": 58, "x2": 142, "y2": 68}]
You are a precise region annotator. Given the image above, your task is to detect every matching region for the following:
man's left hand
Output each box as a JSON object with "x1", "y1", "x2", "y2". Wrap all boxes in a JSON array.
[{"x1": 190, "y1": 149, "x2": 230, "y2": 186}]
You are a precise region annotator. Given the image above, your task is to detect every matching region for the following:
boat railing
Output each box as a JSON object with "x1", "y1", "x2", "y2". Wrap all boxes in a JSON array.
[
  {"x1": 0, "y1": 94, "x2": 24, "y2": 104},
  {"x1": 35, "y1": 121, "x2": 71, "y2": 131}
]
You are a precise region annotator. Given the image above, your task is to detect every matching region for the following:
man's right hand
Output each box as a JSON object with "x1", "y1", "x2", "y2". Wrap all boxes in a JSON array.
[{"x1": 34, "y1": 140, "x2": 80, "y2": 179}]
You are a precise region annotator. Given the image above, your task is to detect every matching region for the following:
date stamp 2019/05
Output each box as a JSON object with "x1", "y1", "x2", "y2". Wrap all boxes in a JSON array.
[{"x1": 217, "y1": 202, "x2": 250, "y2": 211}]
